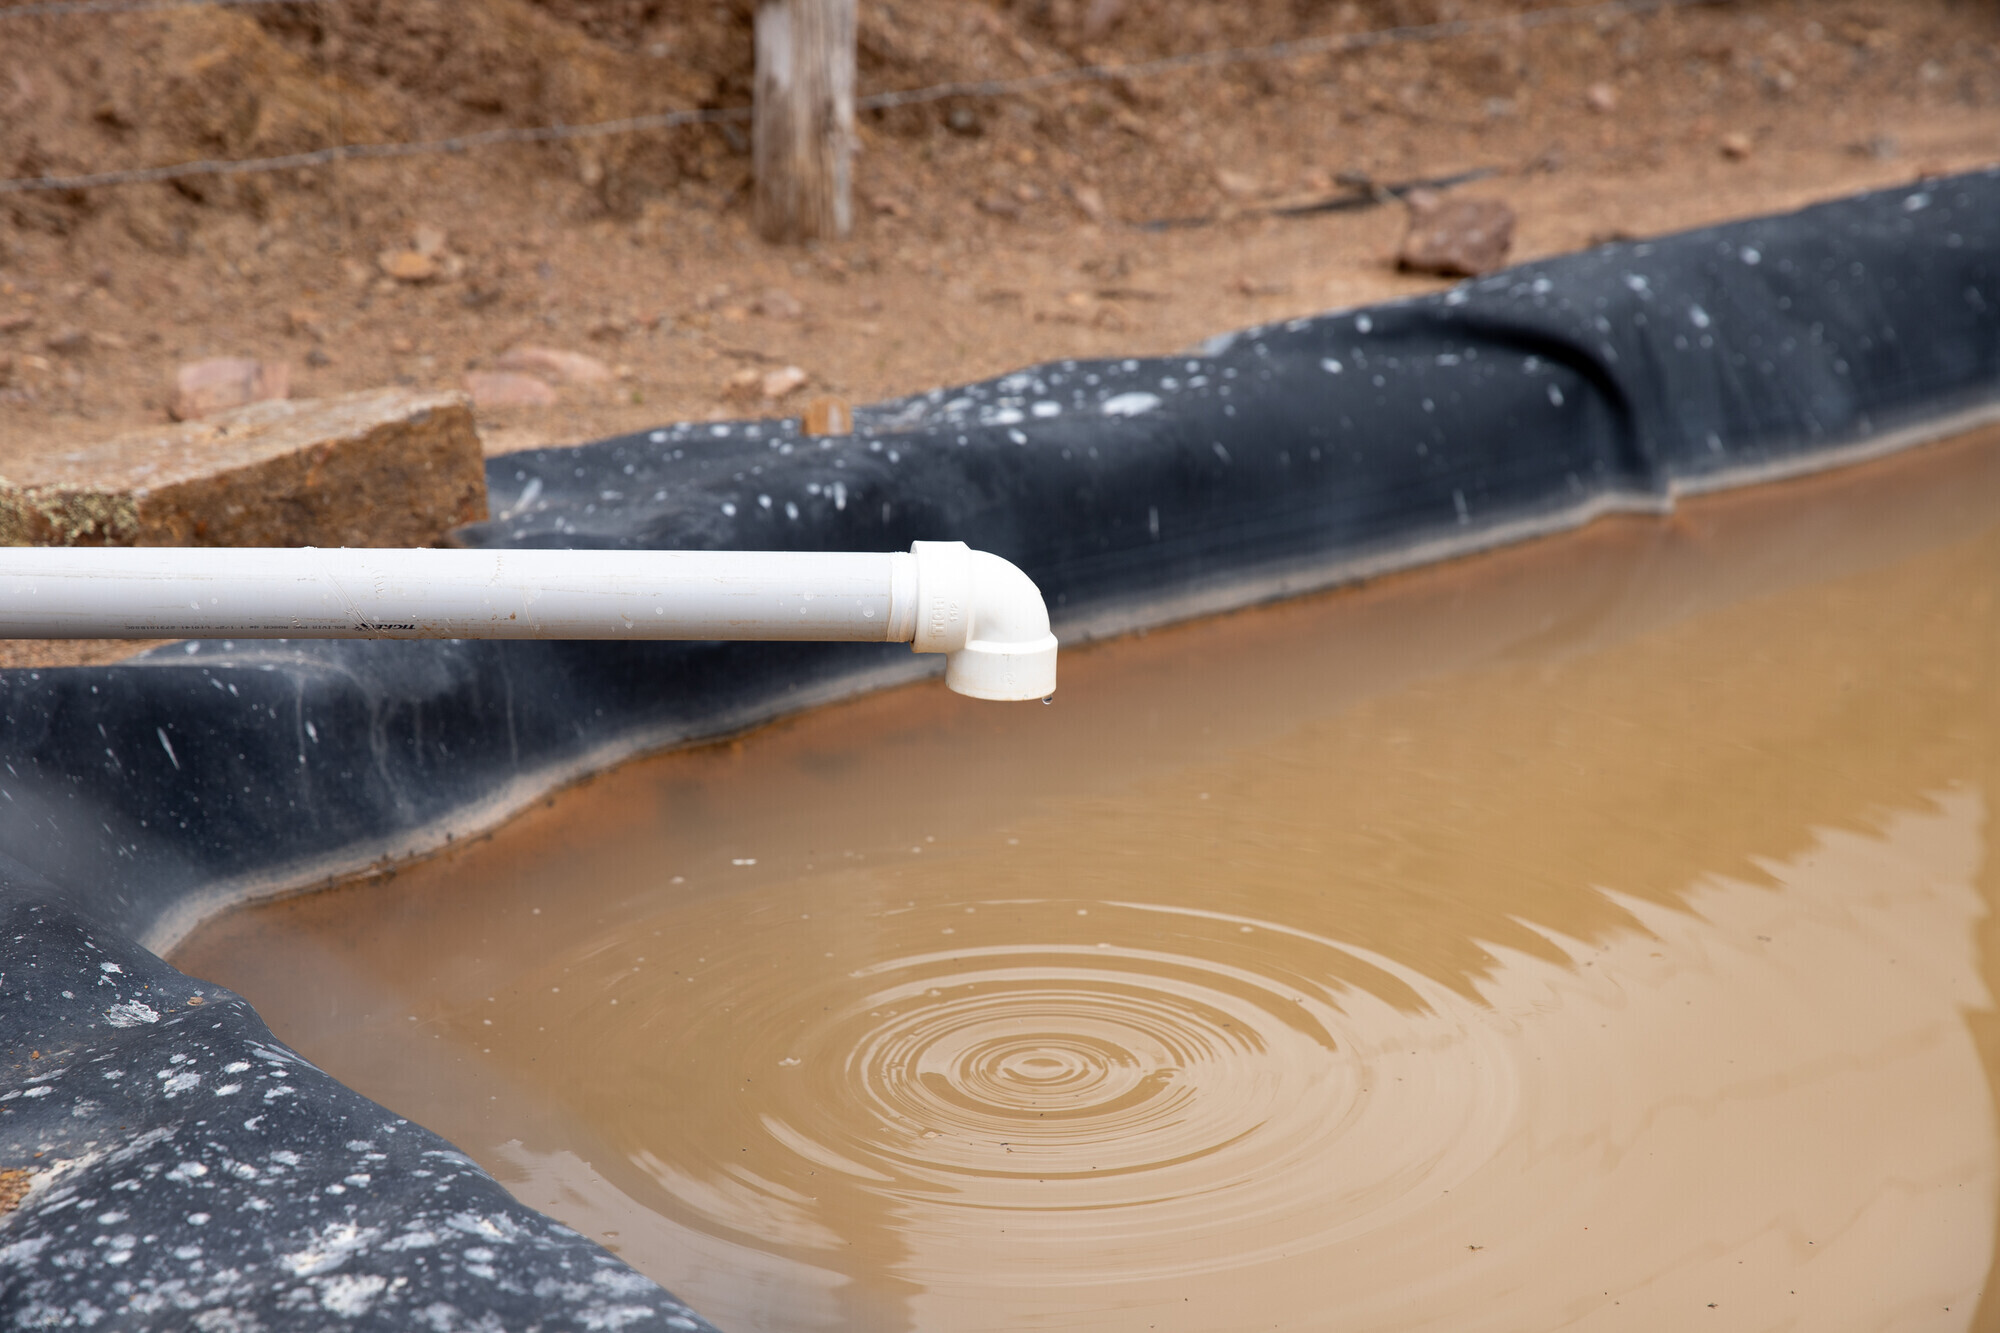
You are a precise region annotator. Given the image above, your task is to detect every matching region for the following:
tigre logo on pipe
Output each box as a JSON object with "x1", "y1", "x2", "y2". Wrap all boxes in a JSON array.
[{"x1": 929, "y1": 598, "x2": 960, "y2": 639}]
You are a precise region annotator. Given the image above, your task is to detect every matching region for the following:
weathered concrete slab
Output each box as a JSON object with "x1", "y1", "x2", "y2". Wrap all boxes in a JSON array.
[{"x1": 0, "y1": 388, "x2": 489, "y2": 547}]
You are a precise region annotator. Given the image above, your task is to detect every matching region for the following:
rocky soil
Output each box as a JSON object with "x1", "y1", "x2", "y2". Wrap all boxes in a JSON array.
[{"x1": 0, "y1": 0, "x2": 1995, "y2": 458}]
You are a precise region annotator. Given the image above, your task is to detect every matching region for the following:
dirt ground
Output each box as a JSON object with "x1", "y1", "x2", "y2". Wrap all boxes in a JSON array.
[{"x1": 3, "y1": 0, "x2": 1997, "y2": 458}]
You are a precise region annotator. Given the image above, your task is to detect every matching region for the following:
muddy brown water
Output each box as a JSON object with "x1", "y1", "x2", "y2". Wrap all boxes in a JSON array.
[{"x1": 178, "y1": 427, "x2": 2000, "y2": 1333}]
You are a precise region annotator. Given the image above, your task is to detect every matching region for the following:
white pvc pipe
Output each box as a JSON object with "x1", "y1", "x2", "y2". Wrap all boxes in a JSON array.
[{"x1": 0, "y1": 541, "x2": 1058, "y2": 702}]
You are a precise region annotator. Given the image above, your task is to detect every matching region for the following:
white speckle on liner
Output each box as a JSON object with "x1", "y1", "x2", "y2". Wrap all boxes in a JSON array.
[
  {"x1": 1101, "y1": 392, "x2": 1162, "y2": 417},
  {"x1": 649, "y1": 430, "x2": 668, "y2": 444},
  {"x1": 100, "y1": 961, "x2": 122, "y2": 974},
  {"x1": 315, "y1": 1273, "x2": 388, "y2": 1317},
  {"x1": 161, "y1": 1072, "x2": 200, "y2": 1098},
  {"x1": 1212, "y1": 442, "x2": 1232, "y2": 464},
  {"x1": 156, "y1": 729, "x2": 179, "y2": 770},
  {"x1": 284, "y1": 1223, "x2": 383, "y2": 1278},
  {"x1": 832, "y1": 482, "x2": 847, "y2": 511},
  {"x1": 165, "y1": 1161, "x2": 209, "y2": 1183},
  {"x1": 785, "y1": 501, "x2": 800, "y2": 521},
  {"x1": 104, "y1": 1001, "x2": 158, "y2": 1028},
  {"x1": 1355, "y1": 314, "x2": 1374, "y2": 333},
  {"x1": 21, "y1": 1086, "x2": 51, "y2": 1099},
  {"x1": 1707, "y1": 431, "x2": 1725, "y2": 453},
  {"x1": 224, "y1": 1061, "x2": 251, "y2": 1074},
  {"x1": 720, "y1": 502, "x2": 737, "y2": 517},
  {"x1": 1623, "y1": 273, "x2": 1651, "y2": 294},
  {"x1": 186, "y1": 1213, "x2": 211, "y2": 1226},
  {"x1": 305, "y1": 722, "x2": 318, "y2": 743},
  {"x1": 1008, "y1": 429, "x2": 1029, "y2": 445},
  {"x1": 1454, "y1": 490, "x2": 1470, "y2": 524},
  {"x1": 1548, "y1": 384, "x2": 1565, "y2": 407},
  {"x1": 1903, "y1": 192, "x2": 1932, "y2": 212},
  {"x1": 1320, "y1": 358, "x2": 1343, "y2": 375},
  {"x1": 1740, "y1": 246, "x2": 1762, "y2": 265},
  {"x1": 758, "y1": 494, "x2": 772, "y2": 509},
  {"x1": 1689, "y1": 304, "x2": 1712, "y2": 329},
  {"x1": 214, "y1": 1084, "x2": 242, "y2": 1096},
  {"x1": 1031, "y1": 401, "x2": 1061, "y2": 418},
  {"x1": 988, "y1": 407, "x2": 1025, "y2": 426},
  {"x1": 710, "y1": 424, "x2": 730, "y2": 437}
]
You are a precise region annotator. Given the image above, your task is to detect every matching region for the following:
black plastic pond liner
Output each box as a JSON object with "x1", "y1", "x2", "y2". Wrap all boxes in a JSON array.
[{"x1": 2, "y1": 169, "x2": 1995, "y2": 1330}]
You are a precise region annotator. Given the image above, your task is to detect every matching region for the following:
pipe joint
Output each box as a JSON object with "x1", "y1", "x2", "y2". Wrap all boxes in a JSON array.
[{"x1": 907, "y1": 541, "x2": 1058, "y2": 702}]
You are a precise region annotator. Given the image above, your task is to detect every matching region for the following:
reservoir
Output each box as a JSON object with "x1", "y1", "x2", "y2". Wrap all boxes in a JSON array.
[{"x1": 177, "y1": 425, "x2": 2000, "y2": 1333}]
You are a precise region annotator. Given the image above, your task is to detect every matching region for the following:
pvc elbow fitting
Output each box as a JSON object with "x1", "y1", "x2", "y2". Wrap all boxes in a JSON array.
[{"x1": 904, "y1": 540, "x2": 1059, "y2": 702}]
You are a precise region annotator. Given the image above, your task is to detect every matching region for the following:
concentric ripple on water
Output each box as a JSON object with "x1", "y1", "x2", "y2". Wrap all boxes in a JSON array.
[
  {"x1": 591, "y1": 894, "x2": 1516, "y2": 1293},
  {"x1": 176, "y1": 427, "x2": 2000, "y2": 1333}
]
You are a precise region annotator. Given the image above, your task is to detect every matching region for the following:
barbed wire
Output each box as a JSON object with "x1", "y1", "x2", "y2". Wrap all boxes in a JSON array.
[
  {"x1": 0, "y1": 0, "x2": 1731, "y2": 196},
  {"x1": 0, "y1": 109, "x2": 754, "y2": 195},
  {"x1": 0, "y1": 0, "x2": 326, "y2": 20}
]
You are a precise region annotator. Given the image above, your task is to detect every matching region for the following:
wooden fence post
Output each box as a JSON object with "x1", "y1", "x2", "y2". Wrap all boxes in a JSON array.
[{"x1": 754, "y1": 0, "x2": 856, "y2": 243}]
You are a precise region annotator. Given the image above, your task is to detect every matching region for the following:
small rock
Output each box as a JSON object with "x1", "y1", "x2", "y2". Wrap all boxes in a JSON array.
[
  {"x1": 802, "y1": 396, "x2": 853, "y2": 436},
  {"x1": 871, "y1": 194, "x2": 912, "y2": 219},
  {"x1": 377, "y1": 249, "x2": 439, "y2": 283},
  {"x1": 305, "y1": 347, "x2": 333, "y2": 368},
  {"x1": 1067, "y1": 183, "x2": 1107, "y2": 223},
  {"x1": 1080, "y1": 0, "x2": 1124, "y2": 40},
  {"x1": 463, "y1": 371, "x2": 558, "y2": 409},
  {"x1": 44, "y1": 329, "x2": 93, "y2": 357},
  {"x1": 977, "y1": 193, "x2": 1021, "y2": 219},
  {"x1": 723, "y1": 367, "x2": 763, "y2": 402},
  {"x1": 1720, "y1": 131, "x2": 1754, "y2": 160},
  {"x1": 1586, "y1": 82, "x2": 1618, "y2": 113},
  {"x1": 286, "y1": 307, "x2": 325, "y2": 339},
  {"x1": 761, "y1": 365, "x2": 808, "y2": 400},
  {"x1": 1216, "y1": 169, "x2": 1261, "y2": 199},
  {"x1": 494, "y1": 345, "x2": 614, "y2": 385},
  {"x1": 410, "y1": 223, "x2": 448, "y2": 258},
  {"x1": 754, "y1": 288, "x2": 804, "y2": 320},
  {"x1": 1234, "y1": 276, "x2": 1291, "y2": 297},
  {"x1": 1397, "y1": 191, "x2": 1516, "y2": 278},
  {"x1": 169, "y1": 357, "x2": 290, "y2": 422},
  {"x1": 389, "y1": 335, "x2": 415, "y2": 355},
  {"x1": 0, "y1": 312, "x2": 33, "y2": 336}
]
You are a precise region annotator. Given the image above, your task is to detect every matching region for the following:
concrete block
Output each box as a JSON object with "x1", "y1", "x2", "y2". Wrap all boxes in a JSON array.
[{"x1": 0, "y1": 387, "x2": 489, "y2": 547}]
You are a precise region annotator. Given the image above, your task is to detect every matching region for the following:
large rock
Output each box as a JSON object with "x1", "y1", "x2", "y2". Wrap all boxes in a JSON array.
[
  {"x1": 0, "y1": 388, "x2": 488, "y2": 547},
  {"x1": 1397, "y1": 191, "x2": 1517, "y2": 278}
]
